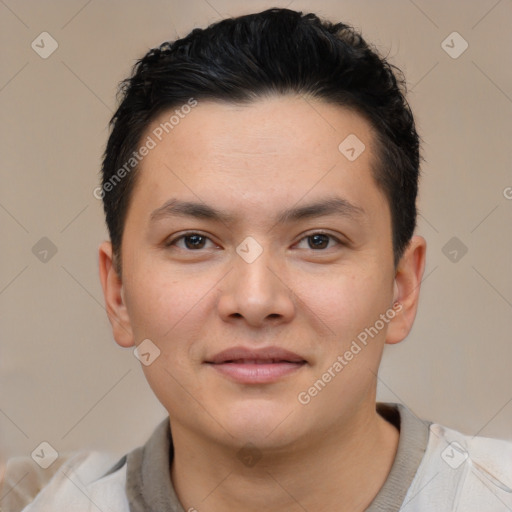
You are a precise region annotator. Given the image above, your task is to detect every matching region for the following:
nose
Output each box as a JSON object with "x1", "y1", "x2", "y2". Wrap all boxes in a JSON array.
[{"x1": 216, "y1": 247, "x2": 296, "y2": 328}]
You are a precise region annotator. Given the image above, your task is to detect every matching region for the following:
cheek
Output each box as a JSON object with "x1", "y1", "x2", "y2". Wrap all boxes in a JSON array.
[
  {"x1": 126, "y1": 268, "x2": 213, "y2": 403},
  {"x1": 123, "y1": 264, "x2": 213, "y2": 342},
  {"x1": 291, "y1": 268, "x2": 390, "y2": 340}
]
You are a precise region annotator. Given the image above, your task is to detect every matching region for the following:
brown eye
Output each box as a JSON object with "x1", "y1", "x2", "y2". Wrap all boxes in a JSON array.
[
  {"x1": 183, "y1": 234, "x2": 206, "y2": 249},
  {"x1": 308, "y1": 234, "x2": 330, "y2": 249},
  {"x1": 166, "y1": 233, "x2": 216, "y2": 250},
  {"x1": 294, "y1": 232, "x2": 343, "y2": 251}
]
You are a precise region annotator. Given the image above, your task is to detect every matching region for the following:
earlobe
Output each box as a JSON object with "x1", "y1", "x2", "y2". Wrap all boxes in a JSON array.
[
  {"x1": 98, "y1": 241, "x2": 135, "y2": 347},
  {"x1": 385, "y1": 235, "x2": 427, "y2": 345}
]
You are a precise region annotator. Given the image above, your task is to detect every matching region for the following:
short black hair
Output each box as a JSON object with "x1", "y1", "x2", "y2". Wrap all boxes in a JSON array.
[{"x1": 100, "y1": 7, "x2": 420, "y2": 274}]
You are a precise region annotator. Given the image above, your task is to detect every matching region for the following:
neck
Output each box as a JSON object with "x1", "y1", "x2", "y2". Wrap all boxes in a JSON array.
[{"x1": 170, "y1": 404, "x2": 399, "y2": 512}]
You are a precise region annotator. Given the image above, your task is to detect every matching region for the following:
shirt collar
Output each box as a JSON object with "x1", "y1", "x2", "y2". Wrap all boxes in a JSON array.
[{"x1": 124, "y1": 402, "x2": 431, "y2": 512}]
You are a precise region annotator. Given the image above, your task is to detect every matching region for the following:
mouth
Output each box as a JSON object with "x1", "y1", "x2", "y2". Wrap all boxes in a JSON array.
[{"x1": 205, "y1": 347, "x2": 307, "y2": 384}]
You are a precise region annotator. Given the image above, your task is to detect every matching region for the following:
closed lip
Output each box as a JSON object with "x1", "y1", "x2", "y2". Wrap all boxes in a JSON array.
[{"x1": 205, "y1": 346, "x2": 306, "y2": 364}]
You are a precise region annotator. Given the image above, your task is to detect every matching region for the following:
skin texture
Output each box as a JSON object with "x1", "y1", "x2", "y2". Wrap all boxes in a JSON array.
[{"x1": 99, "y1": 95, "x2": 426, "y2": 511}]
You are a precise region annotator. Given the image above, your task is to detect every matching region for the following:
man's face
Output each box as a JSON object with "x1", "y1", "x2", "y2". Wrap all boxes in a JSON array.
[{"x1": 113, "y1": 96, "x2": 400, "y2": 448}]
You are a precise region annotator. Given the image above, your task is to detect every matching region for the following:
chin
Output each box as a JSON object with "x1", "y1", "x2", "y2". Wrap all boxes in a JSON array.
[{"x1": 216, "y1": 399, "x2": 303, "y2": 446}]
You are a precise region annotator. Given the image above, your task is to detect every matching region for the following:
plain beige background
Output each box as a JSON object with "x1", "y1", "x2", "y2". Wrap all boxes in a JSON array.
[{"x1": 1, "y1": 0, "x2": 511, "y2": 465}]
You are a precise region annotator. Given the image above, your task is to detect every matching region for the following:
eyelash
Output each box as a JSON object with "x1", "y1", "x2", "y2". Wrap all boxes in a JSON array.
[{"x1": 165, "y1": 231, "x2": 344, "y2": 251}]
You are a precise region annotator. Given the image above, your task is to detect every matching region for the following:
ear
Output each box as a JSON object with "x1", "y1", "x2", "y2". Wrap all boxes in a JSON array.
[
  {"x1": 385, "y1": 235, "x2": 426, "y2": 345},
  {"x1": 98, "y1": 241, "x2": 135, "y2": 347}
]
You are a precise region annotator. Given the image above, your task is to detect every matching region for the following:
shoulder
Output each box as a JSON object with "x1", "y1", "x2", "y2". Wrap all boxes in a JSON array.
[
  {"x1": 429, "y1": 423, "x2": 512, "y2": 487},
  {"x1": 402, "y1": 422, "x2": 512, "y2": 511},
  {"x1": 1, "y1": 450, "x2": 129, "y2": 512}
]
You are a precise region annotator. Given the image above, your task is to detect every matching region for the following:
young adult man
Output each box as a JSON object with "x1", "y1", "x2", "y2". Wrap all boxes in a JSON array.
[{"x1": 3, "y1": 7, "x2": 511, "y2": 511}]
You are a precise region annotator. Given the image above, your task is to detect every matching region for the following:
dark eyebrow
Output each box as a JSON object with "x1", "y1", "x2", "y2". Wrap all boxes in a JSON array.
[
  {"x1": 149, "y1": 199, "x2": 235, "y2": 224},
  {"x1": 275, "y1": 197, "x2": 365, "y2": 224},
  {"x1": 149, "y1": 197, "x2": 365, "y2": 225}
]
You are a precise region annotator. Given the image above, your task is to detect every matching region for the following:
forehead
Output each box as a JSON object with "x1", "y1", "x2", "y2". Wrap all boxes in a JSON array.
[
  {"x1": 144, "y1": 95, "x2": 373, "y2": 166},
  {"x1": 128, "y1": 95, "x2": 388, "y2": 226}
]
